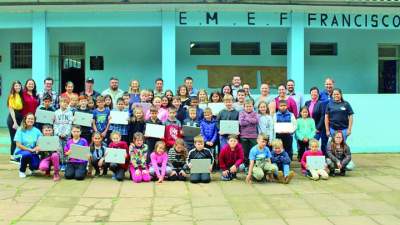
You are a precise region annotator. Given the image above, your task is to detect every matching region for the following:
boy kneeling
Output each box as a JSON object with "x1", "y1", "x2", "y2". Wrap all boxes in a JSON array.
[
  {"x1": 219, "y1": 135, "x2": 244, "y2": 181},
  {"x1": 187, "y1": 135, "x2": 213, "y2": 183},
  {"x1": 246, "y1": 133, "x2": 276, "y2": 183}
]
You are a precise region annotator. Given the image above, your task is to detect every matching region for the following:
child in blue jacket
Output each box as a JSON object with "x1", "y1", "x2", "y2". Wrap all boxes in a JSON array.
[
  {"x1": 271, "y1": 139, "x2": 295, "y2": 184},
  {"x1": 200, "y1": 107, "x2": 218, "y2": 167}
]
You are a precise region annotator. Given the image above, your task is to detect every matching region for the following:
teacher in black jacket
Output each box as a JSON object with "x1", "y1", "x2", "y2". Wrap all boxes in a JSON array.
[{"x1": 305, "y1": 87, "x2": 328, "y2": 154}]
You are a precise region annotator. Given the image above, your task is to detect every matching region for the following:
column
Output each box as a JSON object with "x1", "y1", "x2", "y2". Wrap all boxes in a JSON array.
[
  {"x1": 161, "y1": 10, "x2": 176, "y2": 91},
  {"x1": 32, "y1": 12, "x2": 49, "y2": 91},
  {"x1": 287, "y1": 12, "x2": 305, "y2": 94}
]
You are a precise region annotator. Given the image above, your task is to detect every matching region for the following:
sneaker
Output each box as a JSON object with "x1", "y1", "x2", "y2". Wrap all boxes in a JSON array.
[
  {"x1": 220, "y1": 175, "x2": 232, "y2": 181},
  {"x1": 60, "y1": 165, "x2": 66, "y2": 172},
  {"x1": 19, "y1": 172, "x2": 26, "y2": 178},
  {"x1": 277, "y1": 171, "x2": 285, "y2": 183},
  {"x1": 9, "y1": 158, "x2": 20, "y2": 165},
  {"x1": 53, "y1": 174, "x2": 61, "y2": 181},
  {"x1": 284, "y1": 171, "x2": 295, "y2": 184}
]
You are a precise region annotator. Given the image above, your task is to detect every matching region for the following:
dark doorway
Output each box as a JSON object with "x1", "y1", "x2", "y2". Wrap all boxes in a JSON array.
[
  {"x1": 379, "y1": 60, "x2": 397, "y2": 93},
  {"x1": 59, "y1": 43, "x2": 85, "y2": 94}
]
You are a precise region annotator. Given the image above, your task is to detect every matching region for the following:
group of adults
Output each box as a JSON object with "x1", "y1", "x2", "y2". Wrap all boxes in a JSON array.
[{"x1": 6, "y1": 74, "x2": 353, "y2": 161}]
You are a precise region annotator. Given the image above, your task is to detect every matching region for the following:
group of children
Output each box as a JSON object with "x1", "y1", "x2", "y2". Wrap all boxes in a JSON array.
[{"x1": 14, "y1": 84, "x2": 352, "y2": 183}]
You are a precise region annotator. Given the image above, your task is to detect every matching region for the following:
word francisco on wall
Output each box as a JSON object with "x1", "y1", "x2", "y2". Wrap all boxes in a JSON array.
[{"x1": 176, "y1": 11, "x2": 400, "y2": 29}]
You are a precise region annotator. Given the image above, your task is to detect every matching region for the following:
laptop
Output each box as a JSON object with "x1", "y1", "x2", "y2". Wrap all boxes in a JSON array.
[
  {"x1": 183, "y1": 125, "x2": 200, "y2": 137},
  {"x1": 35, "y1": 109, "x2": 55, "y2": 124},
  {"x1": 105, "y1": 148, "x2": 126, "y2": 164},
  {"x1": 37, "y1": 136, "x2": 60, "y2": 152},
  {"x1": 306, "y1": 156, "x2": 326, "y2": 170},
  {"x1": 70, "y1": 144, "x2": 91, "y2": 161},
  {"x1": 191, "y1": 159, "x2": 211, "y2": 173}
]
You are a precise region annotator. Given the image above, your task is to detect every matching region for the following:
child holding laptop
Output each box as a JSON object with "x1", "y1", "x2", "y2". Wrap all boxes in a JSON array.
[
  {"x1": 187, "y1": 135, "x2": 214, "y2": 184},
  {"x1": 64, "y1": 125, "x2": 89, "y2": 180},
  {"x1": 38, "y1": 124, "x2": 61, "y2": 181}
]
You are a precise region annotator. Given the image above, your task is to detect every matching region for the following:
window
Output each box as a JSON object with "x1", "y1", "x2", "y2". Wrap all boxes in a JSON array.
[
  {"x1": 190, "y1": 42, "x2": 220, "y2": 55},
  {"x1": 271, "y1": 42, "x2": 287, "y2": 55},
  {"x1": 11, "y1": 43, "x2": 32, "y2": 69},
  {"x1": 90, "y1": 56, "x2": 104, "y2": 70},
  {"x1": 231, "y1": 42, "x2": 260, "y2": 55},
  {"x1": 310, "y1": 43, "x2": 337, "y2": 56}
]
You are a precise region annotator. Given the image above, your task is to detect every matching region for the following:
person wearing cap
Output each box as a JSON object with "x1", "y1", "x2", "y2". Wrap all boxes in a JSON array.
[
  {"x1": 80, "y1": 77, "x2": 100, "y2": 102},
  {"x1": 102, "y1": 77, "x2": 124, "y2": 109}
]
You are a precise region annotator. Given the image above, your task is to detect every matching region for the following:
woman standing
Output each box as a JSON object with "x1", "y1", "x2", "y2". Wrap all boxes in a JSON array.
[
  {"x1": 305, "y1": 87, "x2": 328, "y2": 154},
  {"x1": 254, "y1": 83, "x2": 275, "y2": 115},
  {"x1": 128, "y1": 79, "x2": 141, "y2": 104},
  {"x1": 177, "y1": 85, "x2": 190, "y2": 106},
  {"x1": 60, "y1": 81, "x2": 78, "y2": 101},
  {"x1": 21, "y1": 79, "x2": 39, "y2": 117},
  {"x1": 7, "y1": 81, "x2": 24, "y2": 161},
  {"x1": 14, "y1": 113, "x2": 42, "y2": 178},
  {"x1": 325, "y1": 88, "x2": 354, "y2": 140},
  {"x1": 274, "y1": 84, "x2": 298, "y2": 117}
]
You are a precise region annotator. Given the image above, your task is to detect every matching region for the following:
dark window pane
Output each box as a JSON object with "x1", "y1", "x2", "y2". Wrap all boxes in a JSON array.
[
  {"x1": 271, "y1": 42, "x2": 287, "y2": 55},
  {"x1": 231, "y1": 42, "x2": 260, "y2": 55},
  {"x1": 11, "y1": 43, "x2": 32, "y2": 69},
  {"x1": 190, "y1": 42, "x2": 220, "y2": 55},
  {"x1": 310, "y1": 43, "x2": 337, "y2": 56}
]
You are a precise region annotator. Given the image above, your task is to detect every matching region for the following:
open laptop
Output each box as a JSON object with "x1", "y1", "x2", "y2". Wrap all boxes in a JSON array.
[{"x1": 191, "y1": 159, "x2": 211, "y2": 173}]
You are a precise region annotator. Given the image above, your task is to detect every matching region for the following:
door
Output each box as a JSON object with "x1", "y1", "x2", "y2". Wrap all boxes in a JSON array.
[
  {"x1": 59, "y1": 43, "x2": 85, "y2": 94},
  {"x1": 378, "y1": 45, "x2": 400, "y2": 93},
  {"x1": 379, "y1": 60, "x2": 397, "y2": 93}
]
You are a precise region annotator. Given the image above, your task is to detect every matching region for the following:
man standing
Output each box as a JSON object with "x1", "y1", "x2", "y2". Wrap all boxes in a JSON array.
[
  {"x1": 231, "y1": 75, "x2": 242, "y2": 98},
  {"x1": 184, "y1": 76, "x2": 198, "y2": 98},
  {"x1": 37, "y1": 77, "x2": 59, "y2": 108},
  {"x1": 318, "y1": 77, "x2": 335, "y2": 154},
  {"x1": 319, "y1": 77, "x2": 335, "y2": 104},
  {"x1": 102, "y1": 77, "x2": 124, "y2": 108},
  {"x1": 286, "y1": 79, "x2": 303, "y2": 113},
  {"x1": 154, "y1": 78, "x2": 164, "y2": 98},
  {"x1": 80, "y1": 77, "x2": 100, "y2": 101}
]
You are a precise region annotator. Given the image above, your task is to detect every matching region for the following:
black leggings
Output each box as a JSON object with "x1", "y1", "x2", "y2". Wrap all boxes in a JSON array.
[{"x1": 7, "y1": 111, "x2": 23, "y2": 156}]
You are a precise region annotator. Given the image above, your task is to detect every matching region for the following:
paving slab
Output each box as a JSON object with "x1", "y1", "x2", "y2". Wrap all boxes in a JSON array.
[
  {"x1": 0, "y1": 152, "x2": 400, "y2": 224},
  {"x1": 286, "y1": 217, "x2": 334, "y2": 225},
  {"x1": 328, "y1": 215, "x2": 379, "y2": 225}
]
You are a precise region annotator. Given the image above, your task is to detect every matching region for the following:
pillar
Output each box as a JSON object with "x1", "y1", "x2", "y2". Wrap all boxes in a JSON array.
[
  {"x1": 287, "y1": 12, "x2": 305, "y2": 94},
  {"x1": 161, "y1": 11, "x2": 176, "y2": 91},
  {"x1": 32, "y1": 12, "x2": 49, "y2": 91}
]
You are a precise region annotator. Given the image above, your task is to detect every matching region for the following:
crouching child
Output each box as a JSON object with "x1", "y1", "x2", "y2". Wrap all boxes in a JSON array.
[{"x1": 271, "y1": 139, "x2": 295, "y2": 184}]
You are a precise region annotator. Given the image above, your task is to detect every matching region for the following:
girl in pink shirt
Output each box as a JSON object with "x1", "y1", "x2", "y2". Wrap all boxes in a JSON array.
[
  {"x1": 145, "y1": 96, "x2": 168, "y2": 123},
  {"x1": 300, "y1": 139, "x2": 329, "y2": 181},
  {"x1": 150, "y1": 141, "x2": 172, "y2": 183}
]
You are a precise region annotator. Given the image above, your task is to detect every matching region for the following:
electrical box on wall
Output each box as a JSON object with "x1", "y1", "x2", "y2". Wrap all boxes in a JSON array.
[{"x1": 90, "y1": 56, "x2": 104, "y2": 70}]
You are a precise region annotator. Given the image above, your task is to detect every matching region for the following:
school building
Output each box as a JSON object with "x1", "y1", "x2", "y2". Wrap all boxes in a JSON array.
[{"x1": 0, "y1": 0, "x2": 399, "y2": 152}]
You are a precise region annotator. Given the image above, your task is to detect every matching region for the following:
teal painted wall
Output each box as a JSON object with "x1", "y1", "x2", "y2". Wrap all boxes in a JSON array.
[
  {"x1": 176, "y1": 27, "x2": 288, "y2": 93},
  {"x1": 0, "y1": 29, "x2": 32, "y2": 126},
  {"x1": 1, "y1": 23, "x2": 400, "y2": 153},
  {"x1": 48, "y1": 27, "x2": 162, "y2": 93},
  {"x1": 305, "y1": 29, "x2": 400, "y2": 94}
]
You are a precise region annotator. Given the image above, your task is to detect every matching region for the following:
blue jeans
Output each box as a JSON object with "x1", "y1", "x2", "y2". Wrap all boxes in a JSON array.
[
  {"x1": 273, "y1": 163, "x2": 290, "y2": 177},
  {"x1": 15, "y1": 150, "x2": 40, "y2": 173},
  {"x1": 315, "y1": 132, "x2": 329, "y2": 155},
  {"x1": 329, "y1": 128, "x2": 348, "y2": 141},
  {"x1": 219, "y1": 135, "x2": 228, "y2": 150}
]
